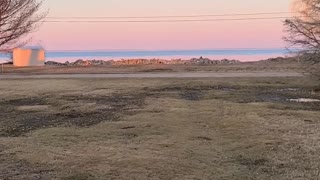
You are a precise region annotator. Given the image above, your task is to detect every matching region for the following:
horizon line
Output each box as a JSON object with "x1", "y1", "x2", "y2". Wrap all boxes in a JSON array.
[{"x1": 44, "y1": 48, "x2": 290, "y2": 52}]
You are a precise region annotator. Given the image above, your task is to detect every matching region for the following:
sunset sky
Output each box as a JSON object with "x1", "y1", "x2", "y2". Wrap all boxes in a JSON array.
[{"x1": 35, "y1": 0, "x2": 292, "y2": 51}]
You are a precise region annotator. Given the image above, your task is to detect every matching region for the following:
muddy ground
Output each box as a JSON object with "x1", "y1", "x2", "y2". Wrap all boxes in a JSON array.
[
  {"x1": 0, "y1": 78, "x2": 320, "y2": 179},
  {"x1": 1, "y1": 82, "x2": 319, "y2": 137}
]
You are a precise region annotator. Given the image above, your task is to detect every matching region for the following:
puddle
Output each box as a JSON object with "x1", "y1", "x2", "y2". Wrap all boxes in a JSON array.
[
  {"x1": 256, "y1": 94, "x2": 287, "y2": 103},
  {"x1": 289, "y1": 98, "x2": 320, "y2": 103},
  {"x1": 277, "y1": 88, "x2": 300, "y2": 92}
]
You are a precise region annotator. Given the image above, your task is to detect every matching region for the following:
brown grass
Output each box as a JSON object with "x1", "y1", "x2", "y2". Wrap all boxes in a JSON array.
[
  {"x1": 0, "y1": 77, "x2": 320, "y2": 179},
  {"x1": 0, "y1": 62, "x2": 305, "y2": 74}
]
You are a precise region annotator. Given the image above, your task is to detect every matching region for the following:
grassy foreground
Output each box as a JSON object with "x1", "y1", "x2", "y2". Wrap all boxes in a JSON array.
[{"x1": 0, "y1": 77, "x2": 320, "y2": 179}]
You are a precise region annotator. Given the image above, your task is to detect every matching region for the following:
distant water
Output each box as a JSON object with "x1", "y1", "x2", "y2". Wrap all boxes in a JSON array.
[{"x1": 0, "y1": 49, "x2": 290, "y2": 62}]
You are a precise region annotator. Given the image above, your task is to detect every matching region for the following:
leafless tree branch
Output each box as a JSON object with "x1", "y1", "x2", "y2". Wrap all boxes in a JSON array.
[
  {"x1": 0, "y1": 0, "x2": 47, "y2": 52},
  {"x1": 285, "y1": 0, "x2": 320, "y2": 79}
]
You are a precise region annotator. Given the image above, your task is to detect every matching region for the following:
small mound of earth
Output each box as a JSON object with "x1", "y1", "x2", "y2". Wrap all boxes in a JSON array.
[
  {"x1": 289, "y1": 98, "x2": 320, "y2": 103},
  {"x1": 16, "y1": 105, "x2": 50, "y2": 112}
]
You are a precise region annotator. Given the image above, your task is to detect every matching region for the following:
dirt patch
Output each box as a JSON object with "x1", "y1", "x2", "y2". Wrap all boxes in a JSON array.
[
  {"x1": 180, "y1": 90, "x2": 203, "y2": 101},
  {"x1": 4, "y1": 97, "x2": 48, "y2": 106},
  {"x1": 0, "y1": 93, "x2": 146, "y2": 137},
  {"x1": 149, "y1": 84, "x2": 320, "y2": 110},
  {"x1": 147, "y1": 84, "x2": 239, "y2": 101}
]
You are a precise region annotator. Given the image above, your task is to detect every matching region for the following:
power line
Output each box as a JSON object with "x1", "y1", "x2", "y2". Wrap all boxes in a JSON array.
[
  {"x1": 45, "y1": 12, "x2": 292, "y2": 19},
  {"x1": 40, "y1": 16, "x2": 295, "y2": 23}
]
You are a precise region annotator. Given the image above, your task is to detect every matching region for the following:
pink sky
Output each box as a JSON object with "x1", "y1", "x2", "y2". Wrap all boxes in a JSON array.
[{"x1": 32, "y1": 0, "x2": 292, "y2": 50}]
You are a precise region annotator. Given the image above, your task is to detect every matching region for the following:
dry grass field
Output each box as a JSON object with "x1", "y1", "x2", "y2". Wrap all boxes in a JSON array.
[
  {"x1": 0, "y1": 61, "x2": 305, "y2": 75},
  {"x1": 0, "y1": 76, "x2": 320, "y2": 179}
]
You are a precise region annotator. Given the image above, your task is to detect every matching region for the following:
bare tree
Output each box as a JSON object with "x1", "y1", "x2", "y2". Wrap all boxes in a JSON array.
[
  {"x1": 284, "y1": 0, "x2": 320, "y2": 79},
  {"x1": 284, "y1": 0, "x2": 320, "y2": 56},
  {"x1": 0, "y1": 0, "x2": 46, "y2": 52}
]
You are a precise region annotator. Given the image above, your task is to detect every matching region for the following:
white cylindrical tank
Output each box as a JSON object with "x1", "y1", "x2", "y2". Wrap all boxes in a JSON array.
[{"x1": 13, "y1": 47, "x2": 45, "y2": 67}]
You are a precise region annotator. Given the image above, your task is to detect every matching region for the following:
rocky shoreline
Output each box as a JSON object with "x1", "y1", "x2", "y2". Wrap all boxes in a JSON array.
[
  {"x1": 45, "y1": 57, "x2": 242, "y2": 66},
  {"x1": 43, "y1": 56, "x2": 300, "y2": 66}
]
